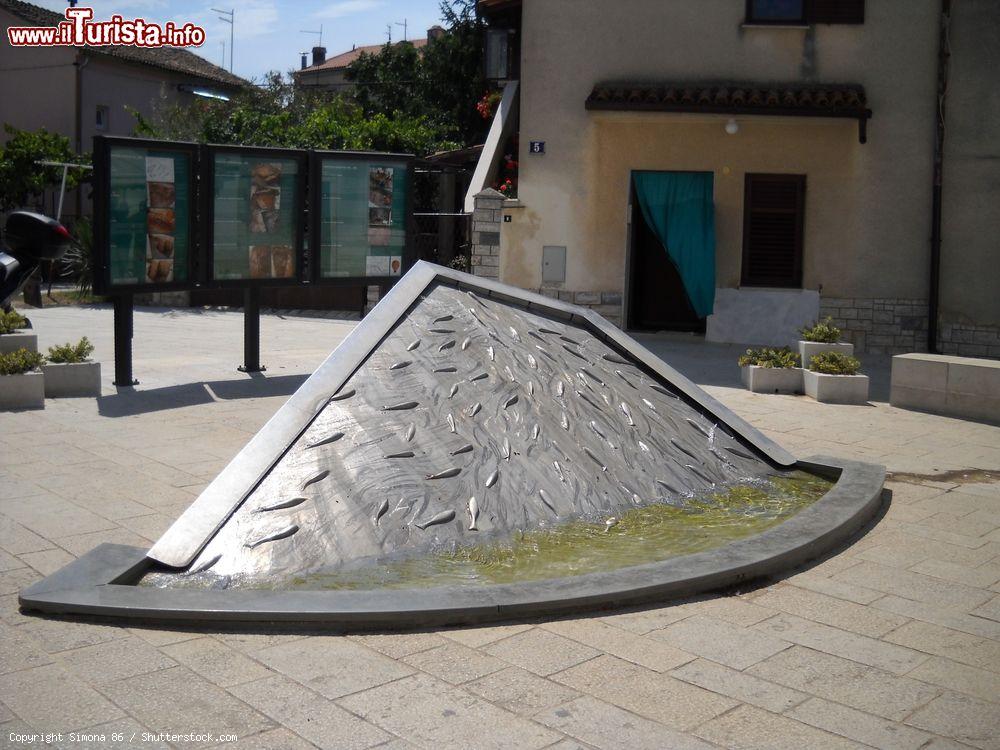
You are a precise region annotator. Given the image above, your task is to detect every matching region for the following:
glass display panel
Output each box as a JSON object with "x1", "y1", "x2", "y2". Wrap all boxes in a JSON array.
[
  {"x1": 212, "y1": 154, "x2": 299, "y2": 280},
  {"x1": 108, "y1": 146, "x2": 191, "y2": 285},
  {"x1": 318, "y1": 157, "x2": 408, "y2": 278}
]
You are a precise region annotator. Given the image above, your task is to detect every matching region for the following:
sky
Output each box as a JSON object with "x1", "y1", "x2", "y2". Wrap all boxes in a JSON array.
[{"x1": 34, "y1": 0, "x2": 448, "y2": 81}]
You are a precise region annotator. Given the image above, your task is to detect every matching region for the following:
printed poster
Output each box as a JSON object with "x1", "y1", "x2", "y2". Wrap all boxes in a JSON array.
[{"x1": 145, "y1": 156, "x2": 175, "y2": 283}]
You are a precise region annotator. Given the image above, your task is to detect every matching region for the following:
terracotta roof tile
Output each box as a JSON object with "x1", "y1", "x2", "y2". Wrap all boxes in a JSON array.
[{"x1": 297, "y1": 38, "x2": 428, "y2": 74}]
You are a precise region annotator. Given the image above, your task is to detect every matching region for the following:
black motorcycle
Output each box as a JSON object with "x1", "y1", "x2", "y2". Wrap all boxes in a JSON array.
[{"x1": 0, "y1": 211, "x2": 74, "y2": 312}]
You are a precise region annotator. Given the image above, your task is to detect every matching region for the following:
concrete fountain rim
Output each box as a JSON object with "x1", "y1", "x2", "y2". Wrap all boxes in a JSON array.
[{"x1": 19, "y1": 454, "x2": 884, "y2": 627}]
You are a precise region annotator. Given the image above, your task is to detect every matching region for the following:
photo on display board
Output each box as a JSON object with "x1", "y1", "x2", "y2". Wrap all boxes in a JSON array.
[
  {"x1": 365, "y1": 255, "x2": 402, "y2": 277},
  {"x1": 144, "y1": 156, "x2": 175, "y2": 283},
  {"x1": 249, "y1": 162, "x2": 282, "y2": 234},
  {"x1": 248, "y1": 245, "x2": 295, "y2": 279},
  {"x1": 368, "y1": 167, "x2": 393, "y2": 227}
]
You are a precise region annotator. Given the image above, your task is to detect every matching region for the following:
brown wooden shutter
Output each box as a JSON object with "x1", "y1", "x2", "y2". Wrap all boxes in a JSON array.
[
  {"x1": 741, "y1": 174, "x2": 806, "y2": 288},
  {"x1": 809, "y1": 0, "x2": 865, "y2": 24}
]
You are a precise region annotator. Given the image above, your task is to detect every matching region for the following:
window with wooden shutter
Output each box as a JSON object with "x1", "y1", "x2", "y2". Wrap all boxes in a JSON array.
[
  {"x1": 745, "y1": 0, "x2": 864, "y2": 25},
  {"x1": 810, "y1": 0, "x2": 865, "y2": 24},
  {"x1": 741, "y1": 174, "x2": 806, "y2": 288}
]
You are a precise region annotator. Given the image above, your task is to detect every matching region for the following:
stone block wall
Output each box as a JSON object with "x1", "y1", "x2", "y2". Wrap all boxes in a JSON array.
[
  {"x1": 820, "y1": 296, "x2": 1000, "y2": 358},
  {"x1": 470, "y1": 190, "x2": 503, "y2": 280},
  {"x1": 819, "y1": 297, "x2": 929, "y2": 355},
  {"x1": 538, "y1": 288, "x2": 623, "y2": 328}
]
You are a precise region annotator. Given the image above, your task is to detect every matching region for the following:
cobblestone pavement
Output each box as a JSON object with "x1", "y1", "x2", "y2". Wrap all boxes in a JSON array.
[{"x1": 2, "y1": 305, "x2": 998, "y2": 750}]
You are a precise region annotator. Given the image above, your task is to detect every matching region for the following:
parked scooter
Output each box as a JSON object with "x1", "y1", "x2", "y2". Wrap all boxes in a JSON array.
[{"x1": 0, "y1": 211, "x2": 74, "y2": 312}]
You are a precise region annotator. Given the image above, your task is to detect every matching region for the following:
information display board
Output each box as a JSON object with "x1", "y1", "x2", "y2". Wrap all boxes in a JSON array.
[
  {"x1": 312, "y1": 152, "x2": 412, "y2": 282},
  {"x1": 208, "y1": 147, "x2": 306, "y2": 284},
  {"x1": 94, "y1": 137, "x2": 197, "y2": 293},
  {"x1": 94, "y1": 137, "x2": 414, "y2": 295}
]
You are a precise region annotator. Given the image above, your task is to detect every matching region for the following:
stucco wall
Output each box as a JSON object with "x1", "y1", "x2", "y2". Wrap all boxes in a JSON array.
[
  {"x1": 939, "y1": 0, "x2": 1000, "y2": 327},
  {"x1": 78, "y1": 56, "x2": 194, "y2": 151},
  {"x1": 502, "y1": 0, "x2": 1000, "y2": 330},
  {"x1": 0, "y1": 8, "x2": 76, "y2": 140}
]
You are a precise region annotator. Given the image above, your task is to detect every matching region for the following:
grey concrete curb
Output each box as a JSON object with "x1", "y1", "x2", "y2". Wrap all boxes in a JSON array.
[{"x1": 19, "y1": 454, "x2": 885, "y2": 629}]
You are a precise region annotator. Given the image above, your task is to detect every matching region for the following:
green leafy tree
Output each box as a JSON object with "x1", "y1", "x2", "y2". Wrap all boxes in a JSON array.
[
  {"x1": 348, "y1": 42, "x2": 425, "y2": 120},
  {"x1": 133, "y1": 74, "x2": 457, "y2": 155},
  {"x1": 0, "y1": 125, "x2": 89, "y2": 212},
  {"x1": 346, "y1": 0, "x2": 488, "y2": 147},
  {"x1": 421, "y1": 0, "x2": 488, "y2": 145}
]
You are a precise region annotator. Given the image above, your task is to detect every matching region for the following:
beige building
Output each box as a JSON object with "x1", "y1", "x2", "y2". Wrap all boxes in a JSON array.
[
  {"x1": 0, "y1": 0, "x2": 245, "y2": 221},
  {"x1": 470, "y1": 0, "x2": 1000, "y2": 357}
]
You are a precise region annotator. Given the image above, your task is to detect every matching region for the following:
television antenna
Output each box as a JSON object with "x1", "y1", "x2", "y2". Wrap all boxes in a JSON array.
[
  {"x1": 211, "y1": 7, "x2": 234, "y2": 72},
  {"x1": 300, "y1": 24, "x2": 323, "y2": 48},
  {"x1": 395, "y1": 19, "x2": 408, "y2": 41},
  {"x1": 385, "y1": 24, "x2": 392, "y2": 43}
]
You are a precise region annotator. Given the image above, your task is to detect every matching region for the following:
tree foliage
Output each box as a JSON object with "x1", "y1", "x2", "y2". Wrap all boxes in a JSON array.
[
  {"x1": 347, "y1": 0, "x2": 488, "y2": 147},
  {"x1": 0, "y1": 125, "x2": 89, "y2": 212},
  {"x1": 129, "y1": 0, "x2": 486, "y2": 154},
  {"x1": 133, "y1": 72, "x2": 458, "y2": 155}
]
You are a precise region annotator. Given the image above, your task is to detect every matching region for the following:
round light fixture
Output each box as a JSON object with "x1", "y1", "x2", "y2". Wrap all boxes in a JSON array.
[{"x1": 725, "y1": 118, "x2": 740, "y2": 135}]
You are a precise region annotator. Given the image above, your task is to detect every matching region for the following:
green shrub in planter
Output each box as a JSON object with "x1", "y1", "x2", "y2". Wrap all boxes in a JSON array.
[
  {"x1": 0, "y1": 310, "x2": 28, "y2": 335},
  {"x1": 738, "y1": 347, "x2": 799, "y2": 369},
  {"x1": 46, "y1": 337, "x2": 94, "y2": 364},
  {"x1": 799, "y1": 316, "x2": 842, "y2": 343},
  {"x1": 809, "y1": 351, "x2": 861, "y2": 375},
  {"x1": 0, "y1": 347, "x2": 44, "y2": 375}
]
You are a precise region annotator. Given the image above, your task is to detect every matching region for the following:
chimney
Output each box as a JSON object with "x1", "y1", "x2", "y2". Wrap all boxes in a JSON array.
[
  {"x1": 312, "y1": 46, "x2": 326, "y2": 66},
  {"x1": 300, "y1": 52, "x2": 307, "y2": 70},
  {"x1": 427, "y1": 25, "x2": 445, "y2": 41}
]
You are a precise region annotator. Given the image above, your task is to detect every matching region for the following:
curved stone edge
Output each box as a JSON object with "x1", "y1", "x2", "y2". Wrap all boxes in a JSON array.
[
  {"x1": 147, "y1": 262, "x2": 796, "y2": 570},
  {"x1": 19, "y1": 454, "x2": 885, "y2": 629}
]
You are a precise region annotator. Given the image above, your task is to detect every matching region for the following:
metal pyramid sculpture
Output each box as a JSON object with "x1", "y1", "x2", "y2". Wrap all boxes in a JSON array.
[{"x1": 21, "y1": 263, "x2": 884, "y2": 627}]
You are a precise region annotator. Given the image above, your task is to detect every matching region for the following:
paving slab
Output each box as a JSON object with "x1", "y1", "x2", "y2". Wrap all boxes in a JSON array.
[
  {"x1": 229, "y1": 675, "x2": 390, "y2": 750},
  {"x1": 534, "y1": 695, "x2": 715, "y2": 750},
  {"x1": 551, "y1": 654, "x2": 738, "y2": 731},
  {"x1": 338, "y1": 672, "x2": 559, "y2": 750},
  {"x1": 464, "y1": 666, "x2": 581, "y2": 716},
  {"x1": 694, "y1": 703, "x2": 860, "y2": 750},
  {"x1": 253, "y1": 636, "x2": 415, "y2": 700},
  {"x1": 746, "y1": 646, "x2": 942, "y2": 721}
]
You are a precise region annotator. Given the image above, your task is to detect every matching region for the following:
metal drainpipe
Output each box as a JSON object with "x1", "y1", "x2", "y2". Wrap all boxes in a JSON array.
[{"x1": 928, "y1": 0, "x2": 951, "y2": 353}]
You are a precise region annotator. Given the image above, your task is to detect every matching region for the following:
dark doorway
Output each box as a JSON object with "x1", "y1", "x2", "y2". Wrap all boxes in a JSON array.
[{"x1": 627, "y1": 192, "x2": 705, "y2": 332}]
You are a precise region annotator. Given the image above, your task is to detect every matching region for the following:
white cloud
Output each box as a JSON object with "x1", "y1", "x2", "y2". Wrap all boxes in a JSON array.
[
  {"x1": 181, "y1": 0, "x2": 279, "y2": 43},
  {"x1": 314, "y1": 0, "x2": 383, "y2": 20}
]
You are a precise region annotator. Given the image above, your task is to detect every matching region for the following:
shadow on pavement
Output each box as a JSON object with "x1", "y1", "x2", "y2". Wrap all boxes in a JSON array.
[{"x1": 97, "y1": 373, "x2": 308, "y2": 417}]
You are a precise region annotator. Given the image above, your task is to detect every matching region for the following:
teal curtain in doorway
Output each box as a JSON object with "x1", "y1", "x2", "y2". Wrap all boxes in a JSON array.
[{"x1": 632, "y1": 171, "x2": 716, "y2": 318}]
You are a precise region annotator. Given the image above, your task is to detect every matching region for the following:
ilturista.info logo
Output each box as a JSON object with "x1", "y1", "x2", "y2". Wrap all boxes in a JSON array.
[{"x1": 6, "y1": 7, "x2": 206, "y2": 48}]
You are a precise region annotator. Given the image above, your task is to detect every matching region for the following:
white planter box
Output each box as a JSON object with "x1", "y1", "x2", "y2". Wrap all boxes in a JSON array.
[
  {"x1": 0, "y1": 370, "x2": 45, "y2": 410},
  {"x1": 41, "y1": 361, "x2": 101, "y2": 398},
  {"x1": 804, "y1": 369, "x2": 869, "y2": 404},
  {"x1": 0, "y1": 332, "x2": 37, "y2": 354},
  {"x1": 741, "y1": 365, "x2": 804, "y2": 394},
  {"x1": 799, "y1": 340, "x2": 854, "y2": 369}
]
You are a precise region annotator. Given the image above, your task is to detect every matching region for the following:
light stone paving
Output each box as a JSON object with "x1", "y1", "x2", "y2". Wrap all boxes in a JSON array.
[{"x1": 1, "y1": 304, "x2": 999, "y2": 750}]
